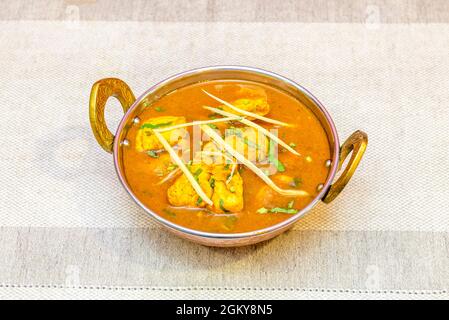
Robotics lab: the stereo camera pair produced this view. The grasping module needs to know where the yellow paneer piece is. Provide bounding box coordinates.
[135,116,186,152]
[166,142,244,212]
[166,163,244,212]
[224,127,269,162]
[222,97,270,118]
[167,164,213,208]
[211,170,244,213]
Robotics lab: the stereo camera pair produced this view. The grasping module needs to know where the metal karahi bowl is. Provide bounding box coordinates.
[89,66,367,247]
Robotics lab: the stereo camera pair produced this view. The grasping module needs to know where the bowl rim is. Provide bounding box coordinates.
[113,65,340,239]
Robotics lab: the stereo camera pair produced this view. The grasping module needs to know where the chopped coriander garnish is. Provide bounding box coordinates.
[289,142,297,148]
[141,121,173,129]
[208,113,218,119]
[147,150,159,158]
[269,207,297,214]
[154,106,165,112]
[207,123,219,129]
[268,139,286,172]
[257,203,298,215]
[196,197,203,206]
[162,209,176,217]
[192,168,203,181]
[272,158,285,172]
[219,199,229,213]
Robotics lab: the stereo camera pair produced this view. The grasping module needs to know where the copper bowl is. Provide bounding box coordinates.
[89,66,367,247]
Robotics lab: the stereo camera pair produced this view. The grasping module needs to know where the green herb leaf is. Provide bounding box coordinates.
[207,123,219,129]
[257,204,297,215]
[192,168,203,181]
[268,139,286,172]
[287,200,294,209]
[271,156,285,172]
[219,199,229,213]
[162,209,176,217]
[154,106,165,112]
[147,150,159,158]
[209,178,215,188]
[140,121,173,129]
[289,142,297,148]
[269,207,297,214]
[196,197,203,206]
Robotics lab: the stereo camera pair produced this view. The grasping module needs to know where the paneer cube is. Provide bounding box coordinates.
[211,170,244,213]
[223,97,270,117]
[167,164,213,208]
[135,116,186,152]
[167,163,244,213]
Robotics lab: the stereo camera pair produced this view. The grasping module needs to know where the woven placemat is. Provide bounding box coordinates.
[0,21,448,298]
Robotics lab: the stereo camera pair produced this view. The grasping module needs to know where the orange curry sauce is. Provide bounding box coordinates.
[123,80,331,233]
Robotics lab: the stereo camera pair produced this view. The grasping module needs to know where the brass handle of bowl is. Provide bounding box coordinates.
[89,78,136,153]
[322,130,368,203]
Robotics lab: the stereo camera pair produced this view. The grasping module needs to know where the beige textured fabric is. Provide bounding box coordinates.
[0,21,448,299]
[1,228,448,290]
[0,22,448,231]
[2,0,449,23]
[1,285,447,300]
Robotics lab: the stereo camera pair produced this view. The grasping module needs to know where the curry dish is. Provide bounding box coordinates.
[123,80,331,233]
